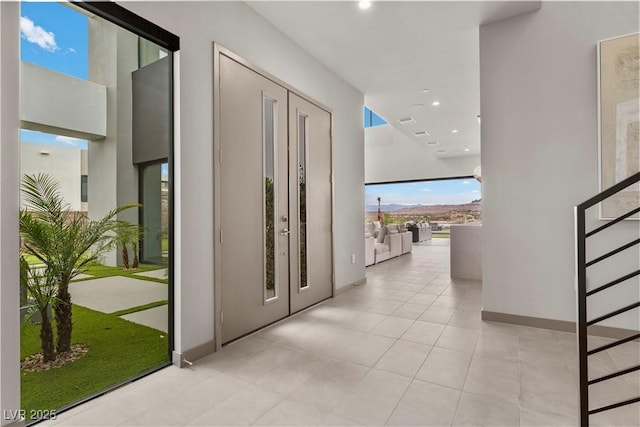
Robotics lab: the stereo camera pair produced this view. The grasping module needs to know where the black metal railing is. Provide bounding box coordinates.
[575,171,640,426]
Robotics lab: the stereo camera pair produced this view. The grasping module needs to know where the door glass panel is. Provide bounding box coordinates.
[298,114,309,290]
[264,97,277,301]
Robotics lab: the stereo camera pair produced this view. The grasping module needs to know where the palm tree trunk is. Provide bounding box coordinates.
[121,246,130,269]
[55,286,73,354]
[132,253,139,269]
[40,310,56,362]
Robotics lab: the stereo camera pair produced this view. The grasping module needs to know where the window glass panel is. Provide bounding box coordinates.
[81,175,88,202]
[371,111,388,126]
[264,98,277,301]
[141,162,168,265]
[364,106,387,128]
[364,106,372,127]
[18,3,172,420]
[298,114,309,290]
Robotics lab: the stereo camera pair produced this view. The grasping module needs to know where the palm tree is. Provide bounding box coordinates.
[130,229,142,269]
[20,256,58,362]
[20,173,137,354]
[115,222,144,269]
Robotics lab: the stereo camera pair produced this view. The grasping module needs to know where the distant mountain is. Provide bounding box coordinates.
[365,201,481,213]
[365,204,423,212]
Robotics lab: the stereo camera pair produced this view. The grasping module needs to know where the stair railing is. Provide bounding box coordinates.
[575,171,640,426]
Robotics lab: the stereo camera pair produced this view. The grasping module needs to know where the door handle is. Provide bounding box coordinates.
[280,228,291,236]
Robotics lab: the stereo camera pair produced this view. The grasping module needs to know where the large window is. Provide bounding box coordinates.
[364,106,387,128]
[365,177,482,237]
[18,2,176,423]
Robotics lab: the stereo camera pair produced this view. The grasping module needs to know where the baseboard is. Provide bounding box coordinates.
[482,310,639,339]
[335,277,367,295]
[2,418,25,427]
[172,339,216,368]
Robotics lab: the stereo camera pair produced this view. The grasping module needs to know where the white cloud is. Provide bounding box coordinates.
[68,47,77,53]
[471,190,480,193]
[55,135,84,146]
[421,188,433,192]
[20,16,58,52]
[462,180,472,185]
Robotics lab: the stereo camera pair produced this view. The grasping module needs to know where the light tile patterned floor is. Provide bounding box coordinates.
[48,240,639,426]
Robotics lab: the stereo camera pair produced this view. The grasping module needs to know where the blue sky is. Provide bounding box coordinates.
[20,2,88,149]
[20,2,87,79]
[365,178,481,206]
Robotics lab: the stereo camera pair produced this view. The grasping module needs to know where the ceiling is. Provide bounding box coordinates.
[247,1,541,158]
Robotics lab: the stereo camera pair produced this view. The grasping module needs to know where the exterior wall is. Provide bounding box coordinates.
[20,61,106,140]
[0,3,21,424]
[20,142,83,212]
[88,21,139,266]
[122,1,365,355]
[365,124,481,183]
[480,1,640,330]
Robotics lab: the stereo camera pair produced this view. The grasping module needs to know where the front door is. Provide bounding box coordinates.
[288,93,333,313]
[218,52,333,344]
[219,54,289,343]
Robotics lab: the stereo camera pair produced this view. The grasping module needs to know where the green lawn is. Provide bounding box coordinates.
[432,231,451,238]
[76,263,168,284]
[21,305,169,420]
[22,254,44,266]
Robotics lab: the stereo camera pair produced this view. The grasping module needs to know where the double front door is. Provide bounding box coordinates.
[218,53,333,344]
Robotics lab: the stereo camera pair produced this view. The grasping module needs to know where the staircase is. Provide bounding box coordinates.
[575,171,640,426]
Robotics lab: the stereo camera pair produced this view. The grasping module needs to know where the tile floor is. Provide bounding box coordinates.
[47,240,639,426]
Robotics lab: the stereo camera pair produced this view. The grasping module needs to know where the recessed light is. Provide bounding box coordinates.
[39,150,50,155]
[398,117,415,124]
[452,129,459,133]
[476,115,481,124]
[425,141,439,146]
[432,101,440,106]
[358,0,371,9]
[464,147,471,152]
[422,88,429,93]
[414,131,430,137]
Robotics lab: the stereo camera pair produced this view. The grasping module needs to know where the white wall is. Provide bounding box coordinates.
[122,1,365,353]
[0,3,21,424]
[20,61,107,140]
[480,2,639,330]
[365,124,480,183]
[20,143,83,211]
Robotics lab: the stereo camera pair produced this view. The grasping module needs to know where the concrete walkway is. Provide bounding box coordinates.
[69,276,168,332]
[121,305,168,333]
[133,268,168,280]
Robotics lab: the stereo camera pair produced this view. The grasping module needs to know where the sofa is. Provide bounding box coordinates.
[365,222,412,265]
[407,222,432,242]
[401,226,413,254]
[365,223,375,266]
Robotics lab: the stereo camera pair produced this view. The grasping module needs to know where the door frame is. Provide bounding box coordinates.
[213,43,335,350]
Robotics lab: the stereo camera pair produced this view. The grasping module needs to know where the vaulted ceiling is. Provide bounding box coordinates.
[248,1,541,158]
